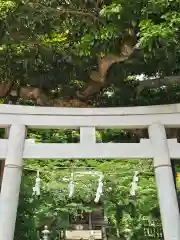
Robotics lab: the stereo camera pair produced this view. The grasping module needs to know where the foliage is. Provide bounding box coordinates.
[0,0,180,104]
[13,128,160,239]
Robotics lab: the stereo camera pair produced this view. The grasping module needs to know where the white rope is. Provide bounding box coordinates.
[30,169,140,199]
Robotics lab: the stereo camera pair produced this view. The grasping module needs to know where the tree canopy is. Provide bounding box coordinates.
[0,0,180,106]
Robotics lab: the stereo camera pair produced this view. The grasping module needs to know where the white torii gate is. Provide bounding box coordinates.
[0,103,180,240]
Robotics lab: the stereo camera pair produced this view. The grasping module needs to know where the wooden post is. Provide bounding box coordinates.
[148,122,180,240]
[0,124,26,240]
[89,212,92,230]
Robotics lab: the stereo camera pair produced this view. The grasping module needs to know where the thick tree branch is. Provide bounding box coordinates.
[56,7,99,19]
[36,5,105,24]
[77,30,136,99]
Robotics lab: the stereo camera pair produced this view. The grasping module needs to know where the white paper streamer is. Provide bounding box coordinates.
[33,170,41,196]
[94,175,103,203]
[68,173,75,198]
[130,171,139,196]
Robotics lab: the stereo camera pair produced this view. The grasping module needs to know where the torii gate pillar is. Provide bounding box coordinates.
[148,122,180,240]
[0,124,26,240]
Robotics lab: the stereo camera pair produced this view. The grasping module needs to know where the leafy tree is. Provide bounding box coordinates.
[0,0,180,105]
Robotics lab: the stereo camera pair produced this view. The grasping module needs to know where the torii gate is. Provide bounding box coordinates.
[0,103,180,240]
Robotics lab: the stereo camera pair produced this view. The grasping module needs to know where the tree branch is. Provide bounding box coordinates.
[136,75,180,95]
[49,6,105,24]
[57,7,98,18]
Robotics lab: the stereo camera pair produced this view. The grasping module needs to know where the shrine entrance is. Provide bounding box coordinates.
[0,103,180,240]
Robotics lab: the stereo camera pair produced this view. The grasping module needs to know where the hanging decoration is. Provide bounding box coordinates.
[94,174,103,203]
[66,170,104,202]
[68,173,75,198]
[130,171,139,196]
[33,170,41,197]
[27,167,143,200]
